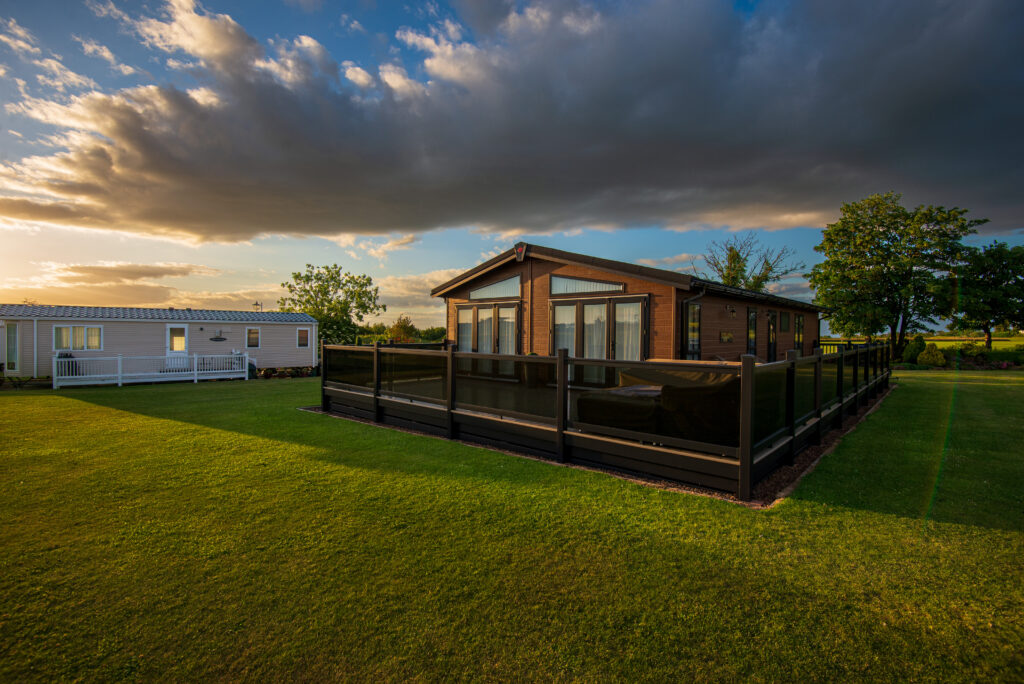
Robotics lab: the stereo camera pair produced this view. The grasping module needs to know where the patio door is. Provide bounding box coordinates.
[4,323,17,374]
[767,311,777,361]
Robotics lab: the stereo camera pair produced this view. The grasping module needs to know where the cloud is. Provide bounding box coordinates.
[33,58,99,92]
[0,17,41,55]
[342,61,373,88]
[74,35,137,75]
[635,253,700,267]
[1,0,1021,246]
[340,14,366,34]
[0,260,245,308]
[373,267,463,326]
[286,0,323,13]
[360,234,418,262]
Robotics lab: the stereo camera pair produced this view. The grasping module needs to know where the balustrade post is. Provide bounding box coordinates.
[813,347,823,445]
[555,348,568,463]
[193,354,198,383]
[446,344,456,438]
[738,354,756,500]
[784,350,798,464]
[372,341,381,422]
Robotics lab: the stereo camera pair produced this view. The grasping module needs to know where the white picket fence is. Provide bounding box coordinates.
[52,353,249,389]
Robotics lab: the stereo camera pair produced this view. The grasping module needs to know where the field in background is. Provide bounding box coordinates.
[0,375,1021,680]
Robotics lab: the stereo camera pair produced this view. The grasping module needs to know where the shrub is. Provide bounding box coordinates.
[902,334,926,363]
[917,343,946,367]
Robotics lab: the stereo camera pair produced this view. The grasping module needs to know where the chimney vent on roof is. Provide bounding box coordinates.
[168,306,174,310]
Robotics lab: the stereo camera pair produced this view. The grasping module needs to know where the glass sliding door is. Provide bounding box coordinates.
[553,305,576,357]
[614,302,642,361]
[476,307,494,373]
[497,306,516,375]
[747,308,757,356]
[457,308,473,351]
[767,311,777,361]
[582,303,606,383]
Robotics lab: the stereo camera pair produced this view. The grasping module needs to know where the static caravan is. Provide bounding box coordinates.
[431,242,823,363]
[0,304,317,386]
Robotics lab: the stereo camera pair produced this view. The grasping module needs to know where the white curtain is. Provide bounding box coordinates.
[457,309,473,351]
[553,305,576,356]
[497,307,516,354]
[477,308,493,353]
[615,302,641,361]
[583,304,605,358]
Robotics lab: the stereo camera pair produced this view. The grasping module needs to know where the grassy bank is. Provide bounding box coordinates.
[1,374,1021,680]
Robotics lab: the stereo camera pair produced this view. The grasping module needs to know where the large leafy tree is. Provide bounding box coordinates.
[808,192,985,358]
[278,264,385,344]
[695,232,804,292]
[949,241,1024,348]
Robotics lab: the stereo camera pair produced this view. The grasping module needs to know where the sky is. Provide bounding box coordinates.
[0,0,1021,328]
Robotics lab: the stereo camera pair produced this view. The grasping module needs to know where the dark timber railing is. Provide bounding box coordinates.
[321,342,890,499]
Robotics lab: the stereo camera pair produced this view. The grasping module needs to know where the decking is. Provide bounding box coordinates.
[52,353,249,388]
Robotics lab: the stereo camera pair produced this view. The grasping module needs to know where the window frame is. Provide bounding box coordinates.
[684,301,701,360]
[296,327,310,348]
[468,275,522,302]
[245,326,261,350]
[454,301,520,354]
[549,274,625,298]
[53,324,104,352]
[166,324,189,355]
[795,314,804,349]
[548,294,649,360]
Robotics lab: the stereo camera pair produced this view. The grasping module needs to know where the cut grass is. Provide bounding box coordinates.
[0,374,1021,681]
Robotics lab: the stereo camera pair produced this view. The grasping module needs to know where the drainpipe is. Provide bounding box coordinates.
[679,285,706,359]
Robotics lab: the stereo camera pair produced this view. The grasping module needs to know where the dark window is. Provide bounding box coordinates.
[297,329,309,348]
[767,311,777,360]
[747,308,757,356]
[780,312,790,332]
[795,314,804,348]
[246,328,260,348]
[456,304,519,354]
[550,297,647,360]
[685,302,701,360]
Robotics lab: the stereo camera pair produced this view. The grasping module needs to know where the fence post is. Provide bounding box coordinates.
[555,348,568,463]
[117,354,123,387]
[372,341,381,423]
[784,350,798,464]
[850,349,859,414]
[738,354,755,500]
[193,353,198,383]
[446,344,456,438]
[812,348,823,445]
[836,351,845,428]
[320,344,329,412]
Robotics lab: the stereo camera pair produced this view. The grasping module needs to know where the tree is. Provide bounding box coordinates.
[278,264,385,344]
[419,326,447,342]
[694,232,804,292]
[387,314,418,343]
[808,192,986,359]
[948,241,1024,349]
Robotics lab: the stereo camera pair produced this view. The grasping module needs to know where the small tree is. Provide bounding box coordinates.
[808,192,985,359]
[387,314,418,343]
[948,241,1024,349]
[694,232,804,292]
[278,264,385,344]
[419,326,447,342]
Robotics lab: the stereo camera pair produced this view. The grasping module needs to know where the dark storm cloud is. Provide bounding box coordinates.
[1,0,1020,243]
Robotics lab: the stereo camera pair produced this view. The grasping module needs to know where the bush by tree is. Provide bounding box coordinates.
[278,264,385,344]
[387,314,418,343]
[917,343,946,367]
[948,241,1024,349]
[808,192,986,359]
[902,334,926,363]
[419,326,447,342]
[693,232,804,293]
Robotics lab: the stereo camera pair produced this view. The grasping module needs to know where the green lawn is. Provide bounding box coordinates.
[1,374,1021,681]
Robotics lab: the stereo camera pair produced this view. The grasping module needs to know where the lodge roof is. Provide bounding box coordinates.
[0,304,317,323]
[430,242,824,312]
